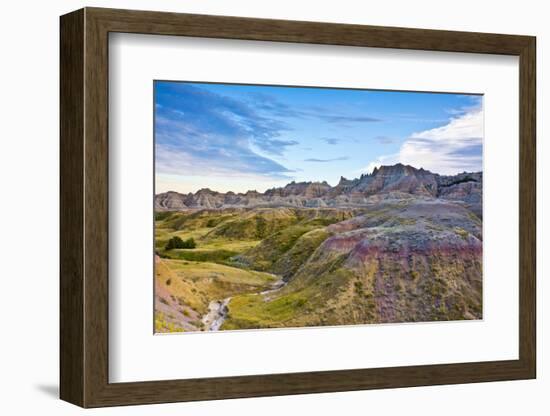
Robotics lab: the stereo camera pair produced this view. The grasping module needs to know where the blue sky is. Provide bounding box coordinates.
[155,81,483,194]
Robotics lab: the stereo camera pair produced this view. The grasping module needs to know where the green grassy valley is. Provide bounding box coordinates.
[154,195,483,333]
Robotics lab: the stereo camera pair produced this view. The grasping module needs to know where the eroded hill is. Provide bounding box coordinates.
[155,163,482,216]
[155,178,482,332]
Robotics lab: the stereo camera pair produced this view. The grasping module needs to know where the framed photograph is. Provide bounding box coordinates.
[60,7,536,407]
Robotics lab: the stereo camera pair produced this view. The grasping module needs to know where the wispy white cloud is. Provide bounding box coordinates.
[155,83,297,179]
[304,156,349,163]
[363,106,483,175]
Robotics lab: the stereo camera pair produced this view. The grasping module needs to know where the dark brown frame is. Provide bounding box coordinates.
[60,7,536,408]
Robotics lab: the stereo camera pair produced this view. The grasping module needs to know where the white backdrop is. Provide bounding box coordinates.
[0,0,546,415]
[109,34,519,382]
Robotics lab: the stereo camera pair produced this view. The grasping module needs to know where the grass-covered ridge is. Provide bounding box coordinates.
[154,202,482,333]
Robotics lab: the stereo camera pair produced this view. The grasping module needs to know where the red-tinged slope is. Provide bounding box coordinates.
[224,197,483,329]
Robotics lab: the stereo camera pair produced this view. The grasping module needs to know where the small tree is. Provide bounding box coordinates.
[165,236,184,250]
[165,236,196,250]
[183,237,196,249]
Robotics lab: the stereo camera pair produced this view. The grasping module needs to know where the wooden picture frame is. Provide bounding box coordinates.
[60,7,536,408]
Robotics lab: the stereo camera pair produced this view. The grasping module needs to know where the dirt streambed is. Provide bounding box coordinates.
[201,275,287,331]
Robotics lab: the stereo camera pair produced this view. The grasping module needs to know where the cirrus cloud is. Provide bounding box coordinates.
[363,106,483,175]
[304,156,349,163]
[155,82,297,180]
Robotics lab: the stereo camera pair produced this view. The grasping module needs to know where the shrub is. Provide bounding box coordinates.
[184,237,197,248]
[165,236,183,250]
[165,236,196,250]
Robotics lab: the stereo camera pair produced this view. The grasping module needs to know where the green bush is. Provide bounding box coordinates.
[183,237,196,248]
[165,236,197,250]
